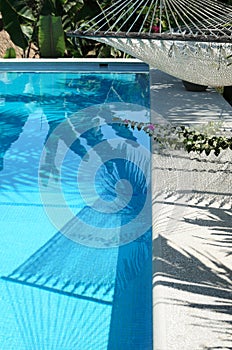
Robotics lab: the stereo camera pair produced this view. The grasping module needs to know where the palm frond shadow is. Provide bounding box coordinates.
[166,298,232,349]
[184,207,232,256]
[184,305,232,349]
[153,235,232,344]
[153,235,232,294]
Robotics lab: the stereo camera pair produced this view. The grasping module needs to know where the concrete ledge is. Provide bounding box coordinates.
[151,70,232,350]
[150,69,231,125]
[0,58,148,73]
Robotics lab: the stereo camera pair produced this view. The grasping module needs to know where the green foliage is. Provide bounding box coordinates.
[3,47,16,58]
[0,0,30,50]
[39,15,66,57]
[220,0,232,4]
[0,0,128,58]
[75,0,100,22]
[0,0,79,56]
[116,119,232,157]
[179,126,232,156]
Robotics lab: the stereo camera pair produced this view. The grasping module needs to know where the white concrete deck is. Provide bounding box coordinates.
[151,70,232,350]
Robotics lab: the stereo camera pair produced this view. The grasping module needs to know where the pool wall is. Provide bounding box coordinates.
[0,58,149,72]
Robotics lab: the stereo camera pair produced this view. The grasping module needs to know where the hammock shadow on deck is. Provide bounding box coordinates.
[150,70,231,126]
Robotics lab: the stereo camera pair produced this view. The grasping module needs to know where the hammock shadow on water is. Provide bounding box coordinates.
[1,143,153,350]
[2,230,153,349]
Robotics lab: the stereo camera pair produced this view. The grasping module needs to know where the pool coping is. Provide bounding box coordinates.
[0,58,149,73]
[150,69,232,350]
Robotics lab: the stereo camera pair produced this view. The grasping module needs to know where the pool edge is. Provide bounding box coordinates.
[0,58,149,73]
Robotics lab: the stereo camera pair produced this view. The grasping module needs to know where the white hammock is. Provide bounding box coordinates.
[69,0,232,86]
[93,38,232,86]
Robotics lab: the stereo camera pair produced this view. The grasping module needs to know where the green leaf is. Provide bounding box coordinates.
[185,144,193,153]
[214,148,221,156]
[21,25,34,39]
[3,47,16,58]
[14,1,35,21]
[64,0,83,13]
[0,0,28,50]
[1,0,35,21]
[40,0,56,15]
[39,15,66,57]
[76,0,101,22]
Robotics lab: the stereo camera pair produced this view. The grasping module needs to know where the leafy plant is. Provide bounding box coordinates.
[0,0,125,58]
[0,0,83,57]
[0,0,33,53]
[115,118,232,157]
[178,126,231,156]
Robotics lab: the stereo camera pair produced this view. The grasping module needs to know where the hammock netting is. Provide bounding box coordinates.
[69,0,232,86]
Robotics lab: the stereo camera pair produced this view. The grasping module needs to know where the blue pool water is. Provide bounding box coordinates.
[0,69,152,349]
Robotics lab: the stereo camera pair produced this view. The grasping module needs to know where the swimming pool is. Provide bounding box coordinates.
[0,60,152,349]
